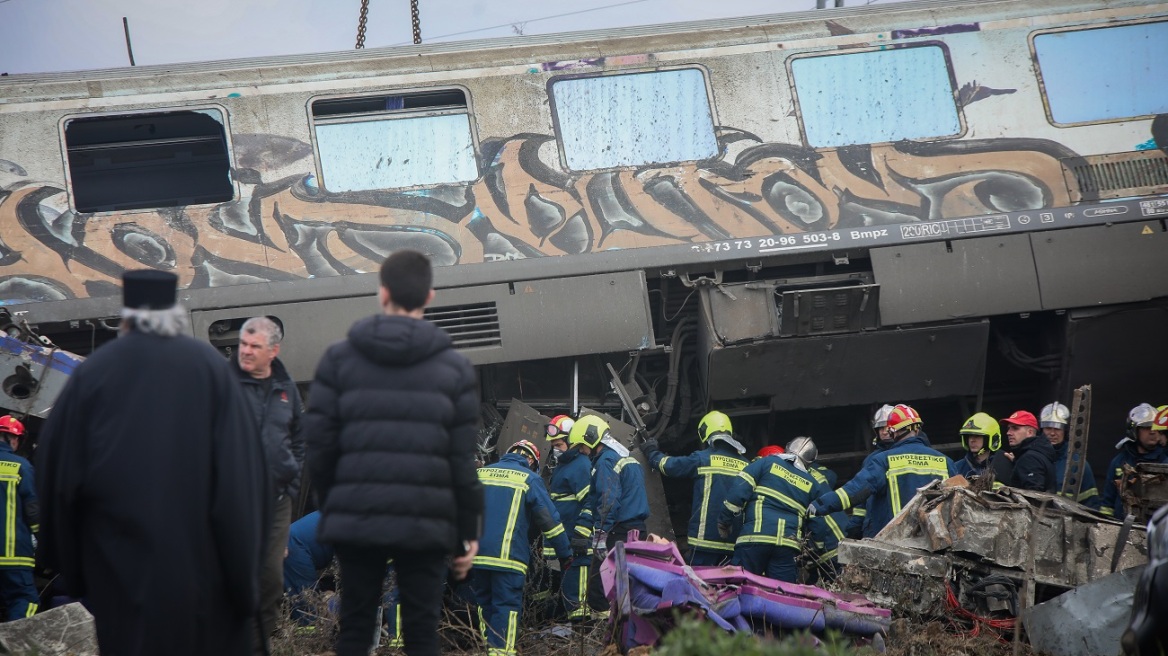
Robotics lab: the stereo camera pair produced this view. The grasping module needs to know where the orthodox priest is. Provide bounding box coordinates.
[36,270,268,656]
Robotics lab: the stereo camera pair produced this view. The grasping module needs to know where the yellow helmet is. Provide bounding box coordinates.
[698,411,733,443]
[568,415,610,450]
[960,412,1001,454]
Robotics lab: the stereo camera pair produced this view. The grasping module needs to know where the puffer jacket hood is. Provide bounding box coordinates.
[349,314,452,367]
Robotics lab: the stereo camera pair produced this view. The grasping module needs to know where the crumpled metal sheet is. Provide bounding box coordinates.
[873,483,1147,587]
[1022,566,1142,656]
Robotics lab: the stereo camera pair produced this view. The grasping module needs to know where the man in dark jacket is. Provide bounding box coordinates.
[234,316,304,653]
[999,410,1056,492]
[1101,403,1168,517]
[304,250,484,656]
[37,270,267,656]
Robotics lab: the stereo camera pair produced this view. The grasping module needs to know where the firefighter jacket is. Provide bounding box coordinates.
[807,466,846,564]
[647,442,747,553]
[542,448,592,557]
[1006,436,1056,492]
[719,455,831,549]
[811,433,955,538]
[1100,442,1168,517]
[954,452,992,478]
[475,454,571,575]
[582,446,650,534]
[1052,441,1100,509]
[0,442,38,568]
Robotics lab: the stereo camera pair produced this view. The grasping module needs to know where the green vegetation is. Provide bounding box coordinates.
[654,616,872,656]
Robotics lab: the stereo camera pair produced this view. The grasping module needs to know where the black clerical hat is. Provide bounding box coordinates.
[122,270,178,310]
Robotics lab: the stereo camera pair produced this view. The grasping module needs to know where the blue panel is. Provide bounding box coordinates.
[552,69,719,171]
[315,113,478,192]
[792,46,960,148]
[1035,22,1168,124]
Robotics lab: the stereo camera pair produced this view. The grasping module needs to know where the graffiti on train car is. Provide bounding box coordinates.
[0,131,1080,304]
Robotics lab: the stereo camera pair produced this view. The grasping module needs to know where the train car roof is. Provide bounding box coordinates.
[0,0,1153,92]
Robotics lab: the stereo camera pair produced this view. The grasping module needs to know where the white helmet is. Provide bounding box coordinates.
[873,404,895,429]
[785,436,818,469]
[1039,402,1070,429]
[1129,403,1158,430]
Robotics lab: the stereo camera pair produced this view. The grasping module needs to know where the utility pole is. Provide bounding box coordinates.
[122,17,136,66]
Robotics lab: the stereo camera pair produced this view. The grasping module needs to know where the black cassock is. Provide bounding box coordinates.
[37,331,267,656]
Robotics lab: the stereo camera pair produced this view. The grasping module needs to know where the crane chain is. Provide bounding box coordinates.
[411,0,422,44]
[355,0,370,49]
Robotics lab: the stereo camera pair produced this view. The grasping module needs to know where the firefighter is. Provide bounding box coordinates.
[0,415,38,620]
[756,445,785,459]
[717,437,831,582]
[542,415,598,619]
[1040,402,1101,508]
[847,404,897,538]
[1100,404,1168,518]
[641,410,748,566]
[472,440,571,656]
[566,416,649,558]
[809,404,955,538]
[954,412,1000,478]
[804,454,848,583]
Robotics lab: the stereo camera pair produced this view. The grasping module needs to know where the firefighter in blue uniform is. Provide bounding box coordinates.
[567,416,650,558]
[718,437,831,583]
[954,412,1000,478]
[473,440,571,656]
[1101,404,1168,518]
[805,460,847,582]
[0,415,38,620]
[1040,402,1101,509]
[846,404,896,538]
[542,415,598,619]
[641,410,748,566]
[810,404,955,538]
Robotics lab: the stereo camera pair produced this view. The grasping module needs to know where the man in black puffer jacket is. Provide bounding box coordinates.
[999,410,1057,492]
[304,250,483,656]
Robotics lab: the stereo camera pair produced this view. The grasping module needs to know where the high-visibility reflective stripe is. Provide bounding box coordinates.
[1079,487,1099,503]
[735,534,801,548]
[471,555,527,574]
[506,610,518,655]
[723,500,743,514]
[753,486,806,515]
[500,488,524,560]
[696,479,713,543]
[543,524,565,540]
[477,607,488,642]
[0,557,33,567]
[614,457,638,474]
[737,471,757,487]
[574,524,592,537]
[1100,506,1115,517]
[817,548,838,564]
[825,514,845,541]
[886,466,947,514]
[688,537,734,552]
[23,602,36,618]
[657,456,671,473]
[852,507,866,517]
[752,497,764,534]
[835,488,852,511]
[0,470,19,559]
[809,469,828,485]
[478,467,532,489]
[551,484,590,502]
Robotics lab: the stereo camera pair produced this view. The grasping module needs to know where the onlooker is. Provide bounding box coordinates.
[0,415,38,620]
[304,250,483,656]
[233,316,304,654]
[37,270,267,656]
[284,511,335,625]
[999,410,1056,492]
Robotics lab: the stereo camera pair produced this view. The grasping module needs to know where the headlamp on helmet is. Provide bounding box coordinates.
[568,415,610,450]
[959,412,1001,454]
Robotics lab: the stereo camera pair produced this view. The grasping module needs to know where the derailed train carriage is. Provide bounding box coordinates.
[1,0,1166,489]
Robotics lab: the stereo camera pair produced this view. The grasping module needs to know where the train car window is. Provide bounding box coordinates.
[310,89,478,191]
[791,45,960,148]
[63,109,233,213]
[549,68,718,171]
[1034,21,1168,125]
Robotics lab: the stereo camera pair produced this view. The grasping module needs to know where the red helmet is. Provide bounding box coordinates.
[545,415,575,439]
[0,415,24,437]
[509,439,541,464]
[887,404,923,433]
[757,445,785,458]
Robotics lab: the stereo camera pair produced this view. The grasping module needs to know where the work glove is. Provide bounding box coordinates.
[806,502,820,518]
[570,535,591,557]
[639,438,660,455]
[558,557,573,572]
[717,521,731,540]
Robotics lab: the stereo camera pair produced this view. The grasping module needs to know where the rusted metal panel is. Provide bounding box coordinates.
[496,398,552,469]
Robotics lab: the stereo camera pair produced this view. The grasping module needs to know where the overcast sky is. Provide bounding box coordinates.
[0,0,888,76]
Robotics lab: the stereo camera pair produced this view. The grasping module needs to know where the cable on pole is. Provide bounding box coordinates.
[411,0,422,44]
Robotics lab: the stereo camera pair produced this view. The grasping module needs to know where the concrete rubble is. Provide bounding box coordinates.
[0,602,99,656]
